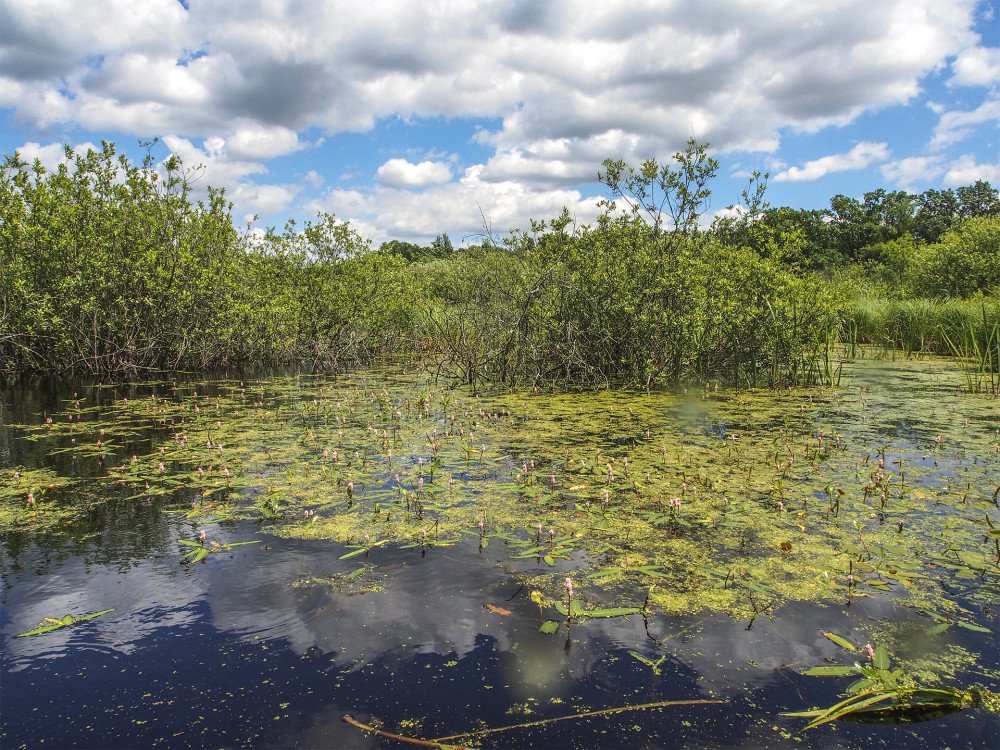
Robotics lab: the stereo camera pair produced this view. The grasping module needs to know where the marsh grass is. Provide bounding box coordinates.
[842,298,1000,361]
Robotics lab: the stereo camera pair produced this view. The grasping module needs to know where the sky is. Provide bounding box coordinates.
[1,0,998,247]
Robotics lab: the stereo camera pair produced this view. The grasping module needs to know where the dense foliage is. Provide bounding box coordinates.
[0,144,409,378]
[1,140,997,386]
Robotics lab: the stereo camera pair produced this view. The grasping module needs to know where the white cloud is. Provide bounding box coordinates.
[311,165,603,246]
[375,158,453,188]
[231,182,303,223]
[0,0,991,238]
[224,126,303,160]
[304,170,325,189]
[950,43,1000,86]
[880,155,945,188]
[0,1,980,150]
[943,153,1000,184]
[14,140,100,169]
[930,93,1000,149]
[773,142,890,182]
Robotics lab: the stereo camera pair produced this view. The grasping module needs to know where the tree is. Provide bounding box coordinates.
[913,188,959,244]
[598,138,719,244]
[380,239,427,262]
[914,181,999,243]
[956,180,1000,218]
[430,233,454,256]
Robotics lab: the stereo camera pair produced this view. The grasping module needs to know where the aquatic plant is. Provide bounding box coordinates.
[16,609,115,638]
[178,535,258,564]
[785,633,978,729]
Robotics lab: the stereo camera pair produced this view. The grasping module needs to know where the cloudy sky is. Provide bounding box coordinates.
[1,0,998,245]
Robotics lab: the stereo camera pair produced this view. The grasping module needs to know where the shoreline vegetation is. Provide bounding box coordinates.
[1,140,997,390]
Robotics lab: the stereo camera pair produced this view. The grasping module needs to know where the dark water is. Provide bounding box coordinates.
[2,362,999,749]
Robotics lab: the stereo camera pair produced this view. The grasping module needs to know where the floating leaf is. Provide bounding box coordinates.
[538,620,561,634]
[956,621,991,633]
[822,632,858,651]
[801,666,859,677]
[586,606,641,618]
[16,608,115,637]
[873,645,890,670]
[554,600,584,617]
[629,651,656,667]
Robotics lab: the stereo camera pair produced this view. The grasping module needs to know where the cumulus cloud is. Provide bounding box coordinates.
[930,93,1000,150]
[773,142,890,182]
[950,42,1000,86]
[14,140,100,169]
[311,165,603,246]
[0,1,980,148]
[880,155,945,189]
[375,158,453,188]
[223,125,304,160]
[0,0,992,238]
[943,153,1000,184]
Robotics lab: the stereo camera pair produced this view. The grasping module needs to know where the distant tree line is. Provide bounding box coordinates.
[379,234,458,262]
[760,181,999,278]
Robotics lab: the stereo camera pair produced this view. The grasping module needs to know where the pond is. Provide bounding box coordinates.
[1,357,999,748]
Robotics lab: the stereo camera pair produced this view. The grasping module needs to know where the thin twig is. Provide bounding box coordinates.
[341,715,468,749]
[431,699,725,742]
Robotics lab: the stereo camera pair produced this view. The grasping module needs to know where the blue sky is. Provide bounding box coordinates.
[1,0,998,246]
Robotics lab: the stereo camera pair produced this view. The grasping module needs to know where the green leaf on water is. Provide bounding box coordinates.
[338,547,368,559]
[16,608,115,637]
[801,665,860,677]
[554,600,584,617]
[538,620,561,634]
[629,651,656,667]
[586,606,641,618]
[822,631,858,651]
[956,621,991,633]
[926,623,950,635]
[587,568,621,579]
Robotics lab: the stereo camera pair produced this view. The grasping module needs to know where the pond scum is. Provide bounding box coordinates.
[2,358,1000,734]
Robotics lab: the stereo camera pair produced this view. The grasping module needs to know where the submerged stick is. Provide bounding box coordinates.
[431,699,725,742]
[342,715,468,749]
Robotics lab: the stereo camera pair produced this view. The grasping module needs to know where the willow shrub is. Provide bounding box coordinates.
[0,144,276,378]
[417,215,842,389]
[0,145,413,379]
[256,214,413,370]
